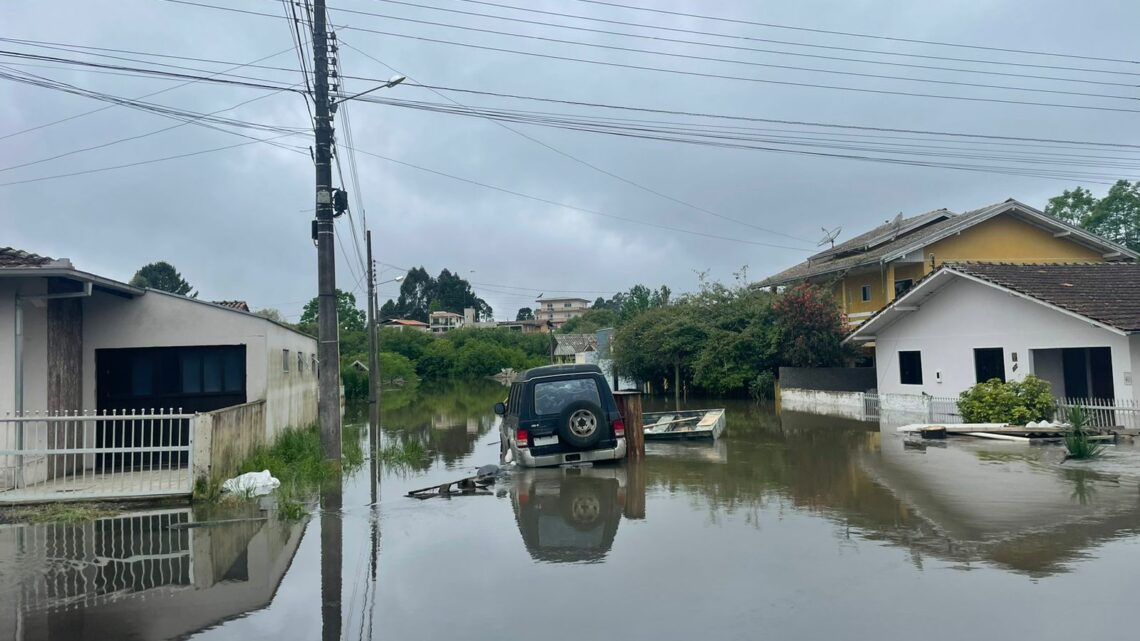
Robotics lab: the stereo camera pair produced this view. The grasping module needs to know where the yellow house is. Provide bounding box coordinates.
[759,199,1137,327]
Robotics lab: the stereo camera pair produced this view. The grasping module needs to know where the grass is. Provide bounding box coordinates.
[5,503,119,524]
[377,438,431,471]
[193,422,368,520]
[1063,405,1105,461]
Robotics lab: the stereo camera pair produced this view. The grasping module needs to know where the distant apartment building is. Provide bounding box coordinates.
[428,311,464,333]
[535,297,589,329]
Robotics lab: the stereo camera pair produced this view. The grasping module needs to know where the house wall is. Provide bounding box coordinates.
[872,277,1132,399]
[1131,335,1140,403]
[83,290,317,437]
[191,401,267,485]
[262,321,318,437]
[0,279,49,413]
[924,214,1104,267]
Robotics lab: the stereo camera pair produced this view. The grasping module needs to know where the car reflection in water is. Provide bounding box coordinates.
[509,466,631,563]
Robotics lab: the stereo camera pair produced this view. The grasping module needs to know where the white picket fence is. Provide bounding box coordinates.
[0,410,196,503]
[861,393,1139,429]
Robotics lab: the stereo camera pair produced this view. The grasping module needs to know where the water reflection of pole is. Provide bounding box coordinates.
[320,483,343,641]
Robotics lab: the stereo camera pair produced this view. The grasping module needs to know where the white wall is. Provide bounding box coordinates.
[1131,335,1140,403]
[873,277,1133,400]
[83,289,317,436]
[0,279,49,413]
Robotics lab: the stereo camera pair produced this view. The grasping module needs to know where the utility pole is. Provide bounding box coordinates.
[366,231,380,444]
[312,0,341,461]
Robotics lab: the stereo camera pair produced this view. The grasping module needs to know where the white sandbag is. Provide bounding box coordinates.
[222,470,280,496]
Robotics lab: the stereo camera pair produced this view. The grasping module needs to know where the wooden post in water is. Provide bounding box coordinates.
[613,390,644,460]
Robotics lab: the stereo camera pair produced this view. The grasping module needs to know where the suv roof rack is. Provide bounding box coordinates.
[519,364,603,381]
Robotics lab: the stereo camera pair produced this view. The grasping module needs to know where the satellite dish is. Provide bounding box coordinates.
[818,226,842,248]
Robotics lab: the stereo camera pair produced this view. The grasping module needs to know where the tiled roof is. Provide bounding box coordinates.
[212,300,250,312]
[554,333,598,355]
[950,262,1140,332]
[0,247,54,267]
[758,199,1135,286]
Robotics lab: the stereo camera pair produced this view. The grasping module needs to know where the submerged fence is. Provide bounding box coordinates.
[0,410,196,503]
[861,393,1139,428]
[9,509,194,613]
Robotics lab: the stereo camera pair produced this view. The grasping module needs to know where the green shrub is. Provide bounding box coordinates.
[1063,405,1105,460]
[749,370,776,400]
[958,375,1056,424]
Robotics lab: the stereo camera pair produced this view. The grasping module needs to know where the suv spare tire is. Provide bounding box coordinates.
[558,400,604,450]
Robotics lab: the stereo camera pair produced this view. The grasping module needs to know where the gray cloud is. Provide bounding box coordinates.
[3,0,1138,321]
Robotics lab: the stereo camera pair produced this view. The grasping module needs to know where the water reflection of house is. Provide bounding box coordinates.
[0,508,306,640]
[858,437,1140,576]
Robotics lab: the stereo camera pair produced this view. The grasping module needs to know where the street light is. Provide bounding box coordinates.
[377,275,404,286]
[330,75,406,111]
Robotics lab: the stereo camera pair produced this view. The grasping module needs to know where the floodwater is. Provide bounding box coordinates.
[3,381,1140,640]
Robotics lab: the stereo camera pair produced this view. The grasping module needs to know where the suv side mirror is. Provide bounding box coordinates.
[493,402,506,416]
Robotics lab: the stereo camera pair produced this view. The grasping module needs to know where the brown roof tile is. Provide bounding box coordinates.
[0,247,54,267]
[950,262,1140,332]
[212,300,250,312]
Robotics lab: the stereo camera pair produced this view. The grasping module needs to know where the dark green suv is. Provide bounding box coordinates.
[494,364,626,468]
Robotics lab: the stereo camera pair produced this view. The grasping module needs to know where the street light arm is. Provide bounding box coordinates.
[332,75,406,107]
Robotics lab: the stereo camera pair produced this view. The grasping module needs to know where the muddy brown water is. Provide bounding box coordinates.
[2,381,1138,640]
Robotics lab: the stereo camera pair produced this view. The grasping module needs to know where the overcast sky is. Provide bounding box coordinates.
[3,0,1138,321]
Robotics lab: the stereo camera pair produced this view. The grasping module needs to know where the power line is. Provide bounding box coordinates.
[573,0,1140,65]
[352,94,1140,177]
[406,84,1140,151]
[343,145,840,251]
[0,44,299,141]
[447,0,1140,78]
[316,1,1140,102]
[0,78,302,173]
[156,1,1140,114]
[338,39,813,245]
[358,0,1140,88]
[0,132,301,187]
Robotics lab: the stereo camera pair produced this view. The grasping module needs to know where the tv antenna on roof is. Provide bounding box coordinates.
[889,212,904,239]
[818,226,842,248]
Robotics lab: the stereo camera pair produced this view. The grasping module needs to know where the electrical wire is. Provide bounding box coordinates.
[156,1,1140,114]
[573,0,1140,65]
[338,39,814,244]
[314,2,1140,102]
[356,0,1140,88]
[0,44,300,141]
[446,0,1140,77]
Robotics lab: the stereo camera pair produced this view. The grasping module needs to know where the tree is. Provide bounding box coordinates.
[1046,180,1140,252]
[613,303,705,406]
[254,308,284,322]
[558,308,617,334]
[299,289,366,334]
[380,267,492,322]
[130,261,196,297]
[773,284,848,368]
[515,307,534,321]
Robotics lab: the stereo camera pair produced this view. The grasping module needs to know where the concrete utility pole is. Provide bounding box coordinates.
[366,231,380,441]
[312,0,342,461]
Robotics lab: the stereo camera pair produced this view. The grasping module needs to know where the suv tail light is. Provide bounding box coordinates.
[612,418,625,438]
[515,428,529,447]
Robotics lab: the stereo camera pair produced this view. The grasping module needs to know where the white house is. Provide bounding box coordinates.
[845,262,1140,404]
[0,247,318,439]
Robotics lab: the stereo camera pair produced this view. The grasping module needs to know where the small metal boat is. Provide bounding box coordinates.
[642,409,726,441]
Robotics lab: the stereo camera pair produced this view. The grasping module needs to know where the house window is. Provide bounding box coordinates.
[298,352,304,373]
[899,351,923,385]
[564,302,572,308]
[974,348,1005,383]
[283,349,290,373]
[861,285,872,302]
[311,354,318,373]
[894,279,914,298]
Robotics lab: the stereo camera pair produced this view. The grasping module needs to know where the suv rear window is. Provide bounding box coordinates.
[533,378,601,416]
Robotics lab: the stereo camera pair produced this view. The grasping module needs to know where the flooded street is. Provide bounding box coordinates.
[4,381,1140,640]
